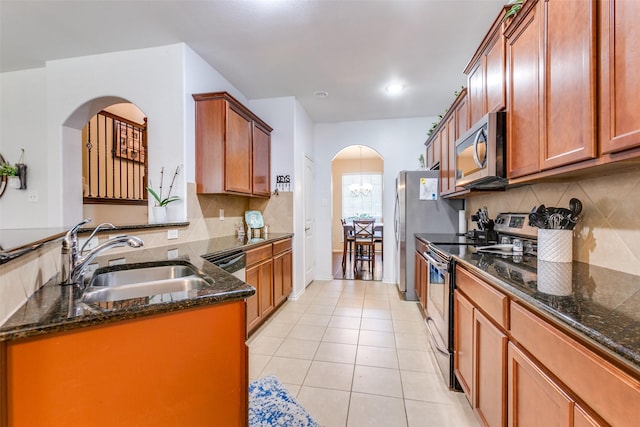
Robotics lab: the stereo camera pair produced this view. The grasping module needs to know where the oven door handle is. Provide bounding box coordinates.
[423,251,449,271]
[425,316,450,356]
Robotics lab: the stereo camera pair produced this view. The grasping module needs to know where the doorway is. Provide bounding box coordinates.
[331,145,384,281]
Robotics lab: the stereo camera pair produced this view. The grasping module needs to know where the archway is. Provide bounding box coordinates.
[61,96,149,226]
[331,145,384,280]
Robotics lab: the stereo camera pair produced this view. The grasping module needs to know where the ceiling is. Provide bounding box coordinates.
[0,0,506,123]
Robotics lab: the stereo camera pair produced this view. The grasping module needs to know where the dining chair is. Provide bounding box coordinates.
[373,223,383,261]
[341,218,355,275]
[352,219,375,272]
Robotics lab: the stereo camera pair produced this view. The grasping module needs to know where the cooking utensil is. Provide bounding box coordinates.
[569,198,582,219]
[529,212,547,229]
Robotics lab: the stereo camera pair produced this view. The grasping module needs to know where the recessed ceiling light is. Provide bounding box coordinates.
[314,91,329,98]
[385,83,405,94]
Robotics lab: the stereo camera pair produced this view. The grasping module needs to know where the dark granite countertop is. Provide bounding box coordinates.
[416,233,640,375]
[0,233,293,343]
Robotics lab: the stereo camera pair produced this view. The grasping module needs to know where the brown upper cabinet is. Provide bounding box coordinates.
[599,0,640,155]
[505,0,597,179]
[193,92,272,197]
[464,6,508,127]
[424,89,470,197]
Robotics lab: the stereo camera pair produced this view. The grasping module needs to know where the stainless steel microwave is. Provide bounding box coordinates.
[455,111,507,189]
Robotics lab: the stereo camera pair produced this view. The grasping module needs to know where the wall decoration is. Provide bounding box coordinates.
[115,122,145,163]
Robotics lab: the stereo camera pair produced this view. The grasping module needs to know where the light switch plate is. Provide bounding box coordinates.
[219,209,224,220]
[167,229,178,240]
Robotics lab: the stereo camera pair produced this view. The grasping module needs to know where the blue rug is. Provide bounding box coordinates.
[249,376,321,427]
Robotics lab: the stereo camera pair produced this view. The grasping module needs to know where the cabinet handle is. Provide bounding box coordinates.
[425,316,450,356]
[472,127,487,168]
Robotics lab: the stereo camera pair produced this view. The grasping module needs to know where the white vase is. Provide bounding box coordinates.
[8,176,20,189]
[537,229,573,262]
[151,206,167,224]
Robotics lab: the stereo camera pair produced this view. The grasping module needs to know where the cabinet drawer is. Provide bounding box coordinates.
[455,266,508,330]
[245,244,273,267]
[415,239,428,255]
[510,301,640,427]
[273,238,292,256]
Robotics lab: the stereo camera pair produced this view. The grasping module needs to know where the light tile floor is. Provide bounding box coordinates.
[248,279,480,427]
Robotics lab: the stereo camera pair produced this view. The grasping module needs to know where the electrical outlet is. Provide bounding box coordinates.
[167,248,179,259]
[79,237,98,251]
[219,209,224,220]
[167,229,179,240]
[27,191,38,202]
[108,258,126,266]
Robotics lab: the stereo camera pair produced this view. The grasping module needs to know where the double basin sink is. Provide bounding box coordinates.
[81,260,212,304]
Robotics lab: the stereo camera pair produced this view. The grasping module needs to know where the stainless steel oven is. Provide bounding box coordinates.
[423,243,460,390]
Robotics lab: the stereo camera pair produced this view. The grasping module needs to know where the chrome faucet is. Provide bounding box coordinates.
[60,219,144,285]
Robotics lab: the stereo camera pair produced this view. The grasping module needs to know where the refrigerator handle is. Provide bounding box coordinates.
[394,191,400,244]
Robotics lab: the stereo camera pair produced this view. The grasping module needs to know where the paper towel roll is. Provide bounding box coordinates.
[459,210,467,234]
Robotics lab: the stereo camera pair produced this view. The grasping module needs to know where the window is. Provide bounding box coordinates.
[342,173,382,219]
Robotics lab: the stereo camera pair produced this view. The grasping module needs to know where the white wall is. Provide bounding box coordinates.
[314,117,434,283]
[0,68,48,228]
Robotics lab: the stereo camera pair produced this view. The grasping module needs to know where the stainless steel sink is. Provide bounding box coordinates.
[82,262,211,303]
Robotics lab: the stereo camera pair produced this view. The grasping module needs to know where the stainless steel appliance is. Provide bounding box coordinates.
[203,250,246,281]
[394,170,462,301]
[455,111,507,189]
[422,212,537,390]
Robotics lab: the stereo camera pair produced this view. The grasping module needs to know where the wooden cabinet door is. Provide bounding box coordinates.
[245,265,261,332]
[439,117,454,195]
[252,123,271,197]
[273,250,292,306]
[454,290,474,398]
[447,115,458,192]
[426,141,435,170]
[506,1,542,179]
[281,250,292,297]
[540,0,596,170]
[485,31,506,114]
[258,259,274,318]
[600,0,640,154]
[508,342,573,427]
[468,59,486,126]
[225,103,252,194]
[474,309,507,427]
[455,92,470,140]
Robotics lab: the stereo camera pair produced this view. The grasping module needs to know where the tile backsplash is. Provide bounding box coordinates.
[466,167,640,276]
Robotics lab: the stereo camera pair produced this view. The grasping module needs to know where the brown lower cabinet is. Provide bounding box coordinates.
[1,302,248,427]
[245,238,293,335]
[455,265,639,427]
[454,269,508,427]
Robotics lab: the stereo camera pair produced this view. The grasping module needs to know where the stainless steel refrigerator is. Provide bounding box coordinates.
[394,170,462,300]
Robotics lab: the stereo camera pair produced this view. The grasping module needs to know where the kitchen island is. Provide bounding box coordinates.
[0,232,292,427]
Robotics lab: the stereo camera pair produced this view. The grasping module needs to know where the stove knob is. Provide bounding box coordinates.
[496,217,505,224]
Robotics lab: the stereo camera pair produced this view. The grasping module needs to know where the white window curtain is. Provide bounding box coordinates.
[341,173,382,219]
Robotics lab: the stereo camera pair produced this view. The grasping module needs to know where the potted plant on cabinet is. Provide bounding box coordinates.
[147,165,181,223]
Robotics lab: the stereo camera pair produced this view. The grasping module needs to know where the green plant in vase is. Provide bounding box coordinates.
[147,166,181,206]
[0,163,18,176]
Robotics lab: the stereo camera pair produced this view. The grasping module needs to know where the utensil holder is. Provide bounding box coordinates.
[537,229,573,262]
[537,260,572,296]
